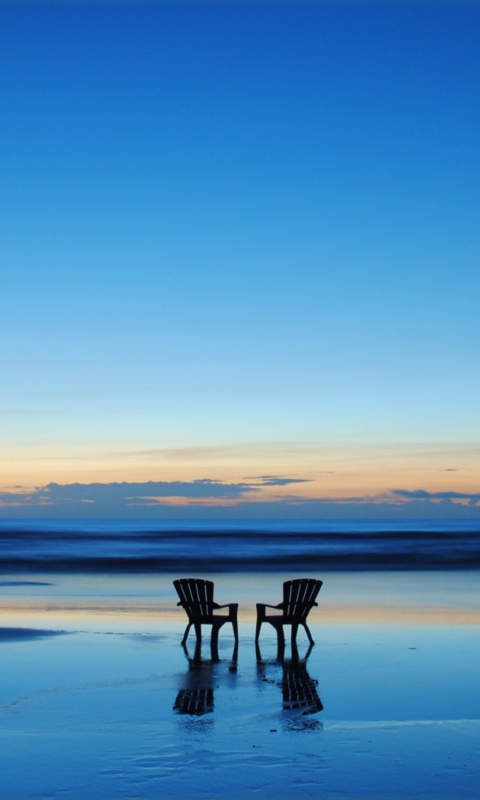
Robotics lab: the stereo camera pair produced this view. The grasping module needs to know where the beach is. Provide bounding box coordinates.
[1,568,479,799]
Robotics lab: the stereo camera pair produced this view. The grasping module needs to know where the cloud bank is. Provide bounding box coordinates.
[0,476,309,513]
[391,489,480,503]
[0,478,479,519]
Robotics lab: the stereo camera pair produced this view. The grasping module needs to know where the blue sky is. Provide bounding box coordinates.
[1,2,479,518]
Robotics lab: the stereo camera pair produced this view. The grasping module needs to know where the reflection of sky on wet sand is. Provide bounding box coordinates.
[1,569,479,630]
[0,570,479,798]
[0,621,479,798]
[1,624,478,722]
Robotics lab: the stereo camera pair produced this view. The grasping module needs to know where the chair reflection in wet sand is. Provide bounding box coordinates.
[173,639,238,718]
[255,578,322,654]
[174,578,239,661]
[174,685,214,716]
[281,647,323,715]
[256,641,324,718]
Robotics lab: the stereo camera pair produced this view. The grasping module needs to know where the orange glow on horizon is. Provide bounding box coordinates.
[1,441,479,508]
[1,599,479,628]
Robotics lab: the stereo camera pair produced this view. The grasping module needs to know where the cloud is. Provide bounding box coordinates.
[0,479,260,510]
[46,479,260,503]
[0,476,313,510]
[391,489,480,505]
[3,474,310,510]
[243,475,312,487]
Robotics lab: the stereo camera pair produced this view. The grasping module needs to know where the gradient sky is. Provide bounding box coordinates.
[2,2,479,518]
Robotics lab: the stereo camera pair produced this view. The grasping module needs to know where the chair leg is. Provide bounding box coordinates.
[231,604,239,643]
[290,639,300,663]
[211,625,220,662]
[276,624,285,650]
[276,636,285,662]
[181,622,192,645]
[194,622,202,642]
[303,623,315,645]
[291,622,299,646]
[255,603,265,642]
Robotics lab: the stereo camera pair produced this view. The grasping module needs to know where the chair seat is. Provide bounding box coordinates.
[187,612,233,625]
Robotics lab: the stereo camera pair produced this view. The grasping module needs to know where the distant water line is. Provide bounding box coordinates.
[0,519,479,573]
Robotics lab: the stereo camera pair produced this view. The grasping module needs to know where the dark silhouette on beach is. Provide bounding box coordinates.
[255,578,322,653]
[173,578,239,660]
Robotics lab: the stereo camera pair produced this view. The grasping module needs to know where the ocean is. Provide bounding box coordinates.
[1,518,479,573]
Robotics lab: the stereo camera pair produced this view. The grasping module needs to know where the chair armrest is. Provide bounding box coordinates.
[257,602,283,610]
[176,601,183,606]
[213,602,238,612]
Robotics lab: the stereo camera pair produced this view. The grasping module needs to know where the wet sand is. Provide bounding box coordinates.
[0,571,479,799]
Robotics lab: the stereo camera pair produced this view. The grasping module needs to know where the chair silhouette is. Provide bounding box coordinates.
[173,578,239,658]
[255,578,322,649]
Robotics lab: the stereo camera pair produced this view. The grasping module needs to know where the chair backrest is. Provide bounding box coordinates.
[283,578,322,621]
[174,578,215,621]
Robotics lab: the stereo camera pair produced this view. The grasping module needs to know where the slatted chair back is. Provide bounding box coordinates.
[282,578,322,622]
[174,578,215,621]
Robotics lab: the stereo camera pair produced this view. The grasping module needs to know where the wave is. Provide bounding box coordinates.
[0,519,479,572]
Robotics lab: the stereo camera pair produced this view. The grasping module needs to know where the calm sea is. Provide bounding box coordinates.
[0,519,479,573]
